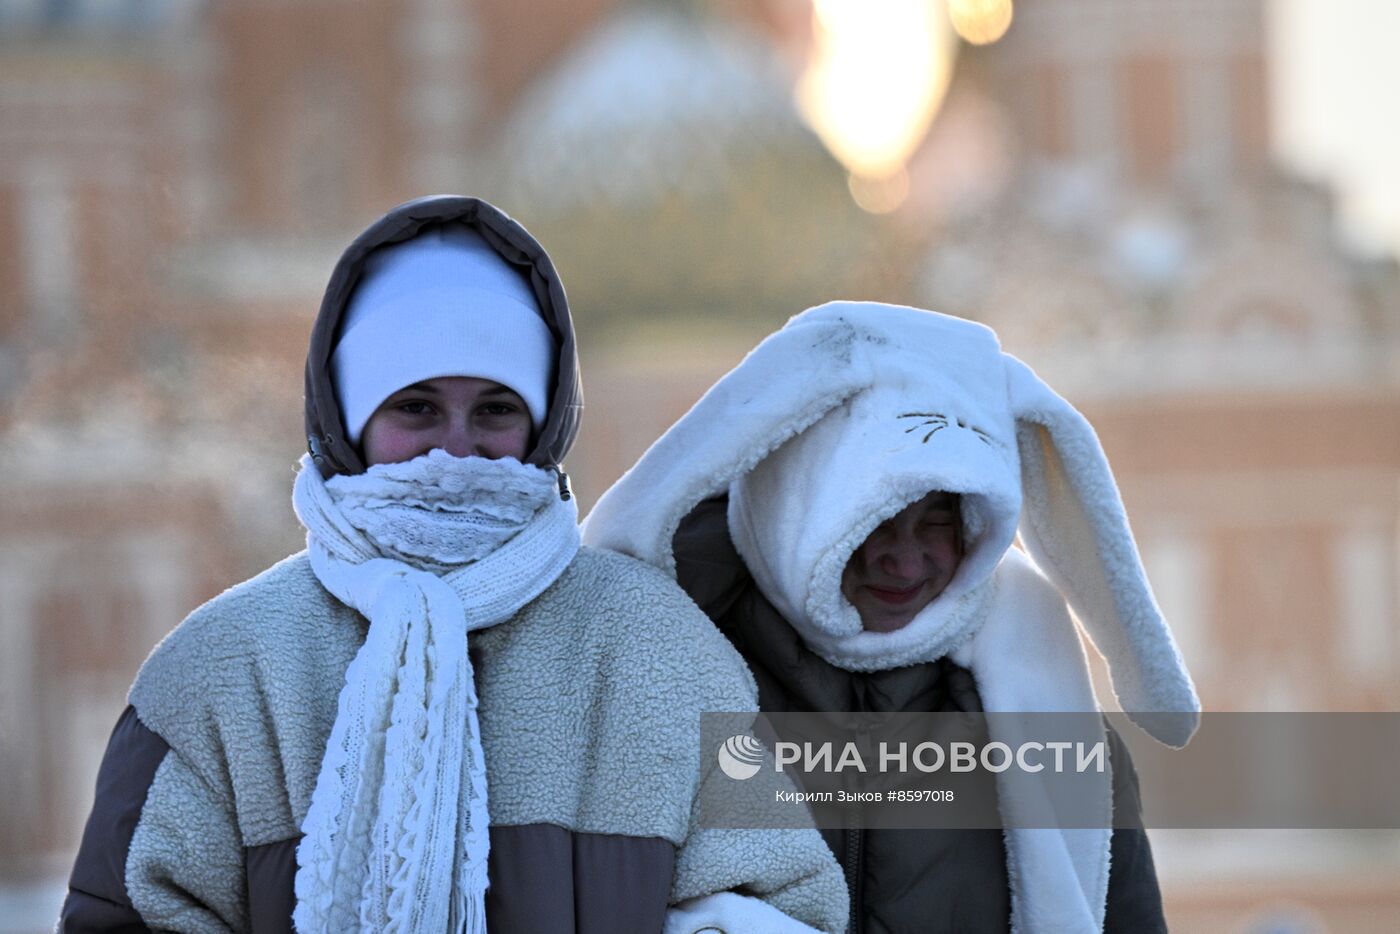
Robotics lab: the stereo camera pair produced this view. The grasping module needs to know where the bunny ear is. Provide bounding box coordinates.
[1003,354,1200,746]
[582,309,877,574]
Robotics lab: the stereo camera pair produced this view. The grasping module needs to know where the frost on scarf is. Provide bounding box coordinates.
[290,451,579,934]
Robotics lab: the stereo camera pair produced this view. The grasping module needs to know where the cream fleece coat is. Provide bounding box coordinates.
[123,547,848,933]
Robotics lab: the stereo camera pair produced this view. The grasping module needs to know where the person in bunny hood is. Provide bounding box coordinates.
[60,197,847,934]
[582,302,1201,934]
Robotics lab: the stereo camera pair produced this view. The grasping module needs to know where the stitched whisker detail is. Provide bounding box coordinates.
[896,410,1002,449]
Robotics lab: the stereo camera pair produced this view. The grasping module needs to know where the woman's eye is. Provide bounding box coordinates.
[396,400,435,415]
[479,402,521,417]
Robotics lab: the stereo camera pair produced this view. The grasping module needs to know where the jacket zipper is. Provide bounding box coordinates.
[843,827,863,934]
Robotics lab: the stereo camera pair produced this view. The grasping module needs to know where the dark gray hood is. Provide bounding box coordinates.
[304,195,582,480]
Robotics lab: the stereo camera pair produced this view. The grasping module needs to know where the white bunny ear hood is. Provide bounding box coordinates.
[583,301,1199,747]
[726,305,1021,672]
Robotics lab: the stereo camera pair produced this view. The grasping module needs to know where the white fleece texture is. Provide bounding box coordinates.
[1004,356,1198,745]
[666,891,826,934]
[583,300,1201,933]
[726,305,1021,670]
[950,550,1113,933]
[582,310,879,577]
[127,751,246,932]
[126,548,848,933]
[585,301,1197,732]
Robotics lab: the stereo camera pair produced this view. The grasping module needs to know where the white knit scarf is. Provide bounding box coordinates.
[290,450,579,933]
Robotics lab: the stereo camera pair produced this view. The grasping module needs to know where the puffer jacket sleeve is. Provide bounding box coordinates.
[59,705,246,933]
[1103,724,1167,933]
[60,706,164,931]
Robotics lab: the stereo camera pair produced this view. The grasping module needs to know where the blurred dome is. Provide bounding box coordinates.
[483,5,876,339]
[492,7,804,209]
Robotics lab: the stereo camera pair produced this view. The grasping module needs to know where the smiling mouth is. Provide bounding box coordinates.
[865,583,925,605]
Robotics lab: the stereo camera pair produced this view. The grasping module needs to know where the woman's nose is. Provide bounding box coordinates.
[879,535,925,579]
[440,424,480,458]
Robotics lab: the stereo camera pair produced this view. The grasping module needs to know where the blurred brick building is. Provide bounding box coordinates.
[0,0,630,890]
[910,3,1400,927]
[911,0,1400,715]
[1,0,1397,930]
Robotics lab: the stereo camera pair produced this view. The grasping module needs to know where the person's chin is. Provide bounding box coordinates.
[859,605,920,633]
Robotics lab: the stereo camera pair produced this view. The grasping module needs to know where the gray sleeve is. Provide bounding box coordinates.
[124,747,246,933]
[671,824,848,934]
[670,756,849,934]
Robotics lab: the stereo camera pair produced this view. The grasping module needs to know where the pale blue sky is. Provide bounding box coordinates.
[1272,0,1400,258]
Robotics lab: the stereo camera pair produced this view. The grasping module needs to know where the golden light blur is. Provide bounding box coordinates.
[948,0,1014,45]
[796,0,957,208]
[847,166,911,214]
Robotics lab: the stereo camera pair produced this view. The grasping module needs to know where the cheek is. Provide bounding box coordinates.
[495,422,532,459]
[931,540,965,584]
[362,421,427,466]
[482,424,532,461]
[921,533,962,569]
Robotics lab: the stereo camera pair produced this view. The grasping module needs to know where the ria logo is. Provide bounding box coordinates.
[717,734,765,780]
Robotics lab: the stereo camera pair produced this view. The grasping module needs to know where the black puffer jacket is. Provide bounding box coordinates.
[676,496,1169,934]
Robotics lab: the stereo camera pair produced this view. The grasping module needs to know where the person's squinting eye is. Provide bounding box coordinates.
[395,400,436,416]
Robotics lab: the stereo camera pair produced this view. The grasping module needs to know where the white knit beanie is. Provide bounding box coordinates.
[331,224,556,443]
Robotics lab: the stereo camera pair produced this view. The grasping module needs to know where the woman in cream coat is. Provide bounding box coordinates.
[60,197,846,934]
